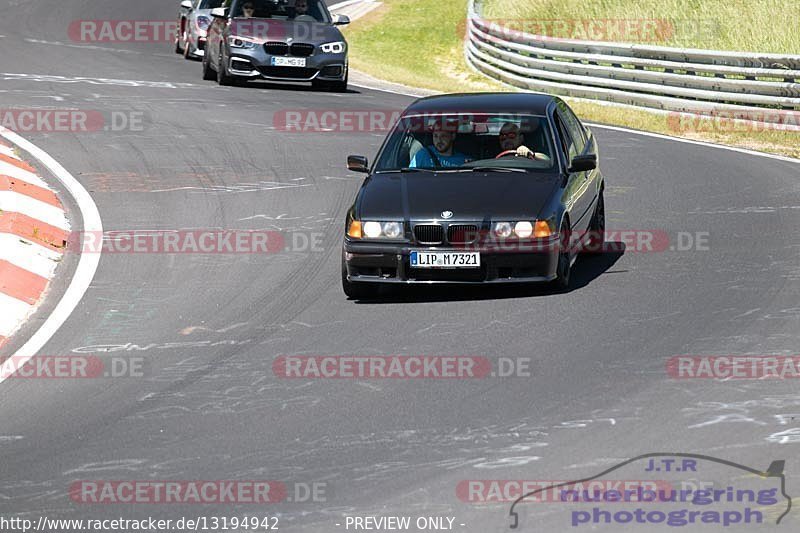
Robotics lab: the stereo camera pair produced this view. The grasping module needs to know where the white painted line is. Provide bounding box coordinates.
[0,233,61,280]
[584,122,800,166]
[0,160,51,189]
[0,292,33,338]
[0,126,103,385]
[0,145,20,159]
[351,81,426,99]
[328,0,364,11]
[0,191,70,231]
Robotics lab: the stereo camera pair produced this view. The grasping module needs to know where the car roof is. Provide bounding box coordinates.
[402,92,558,116]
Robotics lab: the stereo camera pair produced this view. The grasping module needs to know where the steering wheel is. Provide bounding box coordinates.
[495,150,519,159]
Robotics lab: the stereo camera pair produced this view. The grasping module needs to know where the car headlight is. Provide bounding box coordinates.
[348,220,404,239]
[493,221,553,239]
[320,41,346,54]
[196,15,211,31]
[229,36,256,49]
[492,222,513,239]
[514,221,533,239]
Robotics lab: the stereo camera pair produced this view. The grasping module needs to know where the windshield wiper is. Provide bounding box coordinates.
[468,166,527,173]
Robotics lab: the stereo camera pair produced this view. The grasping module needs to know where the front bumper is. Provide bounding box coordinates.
[227,47,348,82]
[343,239,560,285]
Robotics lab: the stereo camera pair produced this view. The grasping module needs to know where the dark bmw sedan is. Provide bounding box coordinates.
[204,0,349,90]
[341,93,605,299]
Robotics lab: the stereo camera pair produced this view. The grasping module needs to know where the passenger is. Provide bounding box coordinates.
[241,1,256,18]
[498,122,547,159]
[409,120,470,169]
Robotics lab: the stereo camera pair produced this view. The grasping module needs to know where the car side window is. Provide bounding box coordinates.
[554,114,577,165]
[557,106,586,155]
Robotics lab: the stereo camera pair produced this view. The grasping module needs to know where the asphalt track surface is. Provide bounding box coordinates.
[1,0,800,531]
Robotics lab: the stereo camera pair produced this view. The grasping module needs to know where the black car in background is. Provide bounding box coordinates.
[342,93,605,299]
[203,0,350,90]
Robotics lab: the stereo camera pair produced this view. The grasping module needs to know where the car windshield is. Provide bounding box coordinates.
[231,0,330,22]
[373,113,557,173]
[199,0,224,8]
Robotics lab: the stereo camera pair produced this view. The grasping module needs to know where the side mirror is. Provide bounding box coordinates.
[180,0,192,9]
[569,153,596,173]
[333,14,351,26]
[210,7,227,18]
[347,155,369,173]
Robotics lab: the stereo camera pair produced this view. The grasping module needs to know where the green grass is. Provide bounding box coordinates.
[343,0,800,159]
[344,0,502,93]
[484,0,800,53]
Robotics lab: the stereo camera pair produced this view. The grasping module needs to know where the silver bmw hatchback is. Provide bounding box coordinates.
[202,0,350,91]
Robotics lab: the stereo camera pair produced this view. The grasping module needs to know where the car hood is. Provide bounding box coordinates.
[357,171,561,222]
[229,18,343,44]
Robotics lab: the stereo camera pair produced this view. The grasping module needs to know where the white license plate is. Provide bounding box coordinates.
[410,251,480,269]
[271,57,306,67]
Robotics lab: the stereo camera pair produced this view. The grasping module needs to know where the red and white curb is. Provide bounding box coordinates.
[0,140,70,350]
[0,127,101,384]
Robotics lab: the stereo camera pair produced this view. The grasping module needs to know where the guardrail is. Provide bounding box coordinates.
[464,0,800,126]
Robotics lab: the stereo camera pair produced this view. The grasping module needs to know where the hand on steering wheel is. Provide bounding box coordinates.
[495,150,520,159]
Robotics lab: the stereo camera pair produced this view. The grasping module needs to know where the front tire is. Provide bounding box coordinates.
[584,189,605,254]
[312,70,348,92]
[175,21,185,54]
[217,53,234,86]
[202,50,216,80]
[552,222,572,291]
[182,32,193,59]
[342,254,378,299]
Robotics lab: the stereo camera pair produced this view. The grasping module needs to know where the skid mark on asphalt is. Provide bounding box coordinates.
[151,181,311,193]
[689,205,800,214]
[80,171,317,193]
[680,395,800,444]
[180,322,250,335]
[24,39,142,55]
[238,212,337,231]
[76,286,178,347]
[62,459,147,475]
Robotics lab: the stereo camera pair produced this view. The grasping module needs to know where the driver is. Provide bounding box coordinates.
[293,0,314,19]
[409,119,471,169]
[498,122,548,160]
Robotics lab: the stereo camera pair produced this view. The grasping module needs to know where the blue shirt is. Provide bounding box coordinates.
[409,147,470,169]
